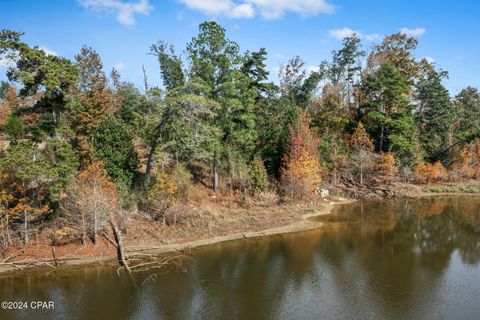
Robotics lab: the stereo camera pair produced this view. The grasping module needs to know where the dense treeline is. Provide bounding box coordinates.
[0,21,480,249]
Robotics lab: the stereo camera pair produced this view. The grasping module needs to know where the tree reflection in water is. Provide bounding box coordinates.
[0,196,479,320]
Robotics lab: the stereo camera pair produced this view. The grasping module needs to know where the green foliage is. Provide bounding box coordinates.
[2,22,480,241]
[416,70,454,161]
[150,41,185,91]
[3,113,24,139]
[361,63,420,167]
[424,184,480,193]
[92,117,139,187]
[0,139,78,203]
[454,87,480,144]
[0,29,78,124]
[249,156,268,193]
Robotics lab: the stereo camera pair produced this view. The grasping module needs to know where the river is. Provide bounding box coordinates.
[1,196,480,319]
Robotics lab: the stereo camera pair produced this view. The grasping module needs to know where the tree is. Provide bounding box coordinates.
[76,161,118,245]
[249,156,268,193]
[0,29,78,126]
[454,87,480,145]
[376,152,398,182]
[311,86,351,185]
[279,56,322,108]
[329,34,365,105]
[451,139,480,180]
[360,63,420,168]
[241,48,276,99]
[416,70,454,161]
[281,109,322,198]
[3,113,25,140]
[67,46,114,160]
[361,63,410,151]
[186,21,258,191]
[350,123,375,185]
[150,41,185,91]
[367,33,420,84]
[0,139,77,245]
[92,117,139,188]
[414,160,447,184]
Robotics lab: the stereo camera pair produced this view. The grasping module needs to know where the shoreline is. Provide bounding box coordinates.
[1,190,478,275]
[125,198,356,256]
[0,198,355,275]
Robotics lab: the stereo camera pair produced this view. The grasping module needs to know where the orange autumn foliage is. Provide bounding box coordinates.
[281,109,322,198]
[451,140,480,180]
[414,160,447,184]
[350,123,375,185]
[377,152,398,181]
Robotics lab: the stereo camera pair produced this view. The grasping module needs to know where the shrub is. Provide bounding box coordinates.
[249,156,268,193]
[376,152,398,182]
[147,164,192,222]
[414,160,447,184]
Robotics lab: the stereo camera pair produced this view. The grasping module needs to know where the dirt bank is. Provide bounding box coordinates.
[0,197,354,275]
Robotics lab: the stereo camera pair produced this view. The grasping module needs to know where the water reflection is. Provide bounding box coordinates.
[1,196,479,320]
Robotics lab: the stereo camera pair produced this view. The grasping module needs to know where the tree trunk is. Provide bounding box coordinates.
[110,218,131,274]
[379,121,384,152]
[23,210,28,246]
[81,211,87,246]
[332,137,338,186]
[360,160,364,185]
[144,141,157,189]
[93,186,98,246]
[213,149,219,192]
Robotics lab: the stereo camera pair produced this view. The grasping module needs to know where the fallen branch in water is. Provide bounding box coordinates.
[110,218,132,275]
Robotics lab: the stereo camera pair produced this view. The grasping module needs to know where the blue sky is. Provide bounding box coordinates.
[1,0,479,95]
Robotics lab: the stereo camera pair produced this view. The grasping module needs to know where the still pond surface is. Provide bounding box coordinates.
[1,196,480,320]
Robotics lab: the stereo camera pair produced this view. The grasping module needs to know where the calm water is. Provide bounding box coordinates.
[1,196,480,320]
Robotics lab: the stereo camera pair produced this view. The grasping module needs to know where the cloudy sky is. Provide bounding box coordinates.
[1,0,479,94]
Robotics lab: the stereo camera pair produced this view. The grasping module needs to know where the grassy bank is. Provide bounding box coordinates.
[423,183,480,193]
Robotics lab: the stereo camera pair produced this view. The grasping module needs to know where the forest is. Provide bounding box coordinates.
[1,21,480,252]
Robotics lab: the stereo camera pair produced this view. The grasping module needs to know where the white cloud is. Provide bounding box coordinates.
[230,3,255,19]
[329,28,383,42]
[39,46,58,56]
[306,65,319,75]
[329,27,362,40]
[365,33,382,42]
[179,0,335,20]
[399,27,426,37]
[78,0,153,26]
[424,56,436,64]
[115,62,125,70]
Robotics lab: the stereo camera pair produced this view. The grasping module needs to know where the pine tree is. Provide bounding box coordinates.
[416,70,454,161]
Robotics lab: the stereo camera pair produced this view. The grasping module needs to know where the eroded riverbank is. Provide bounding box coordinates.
[0,197,354,275]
